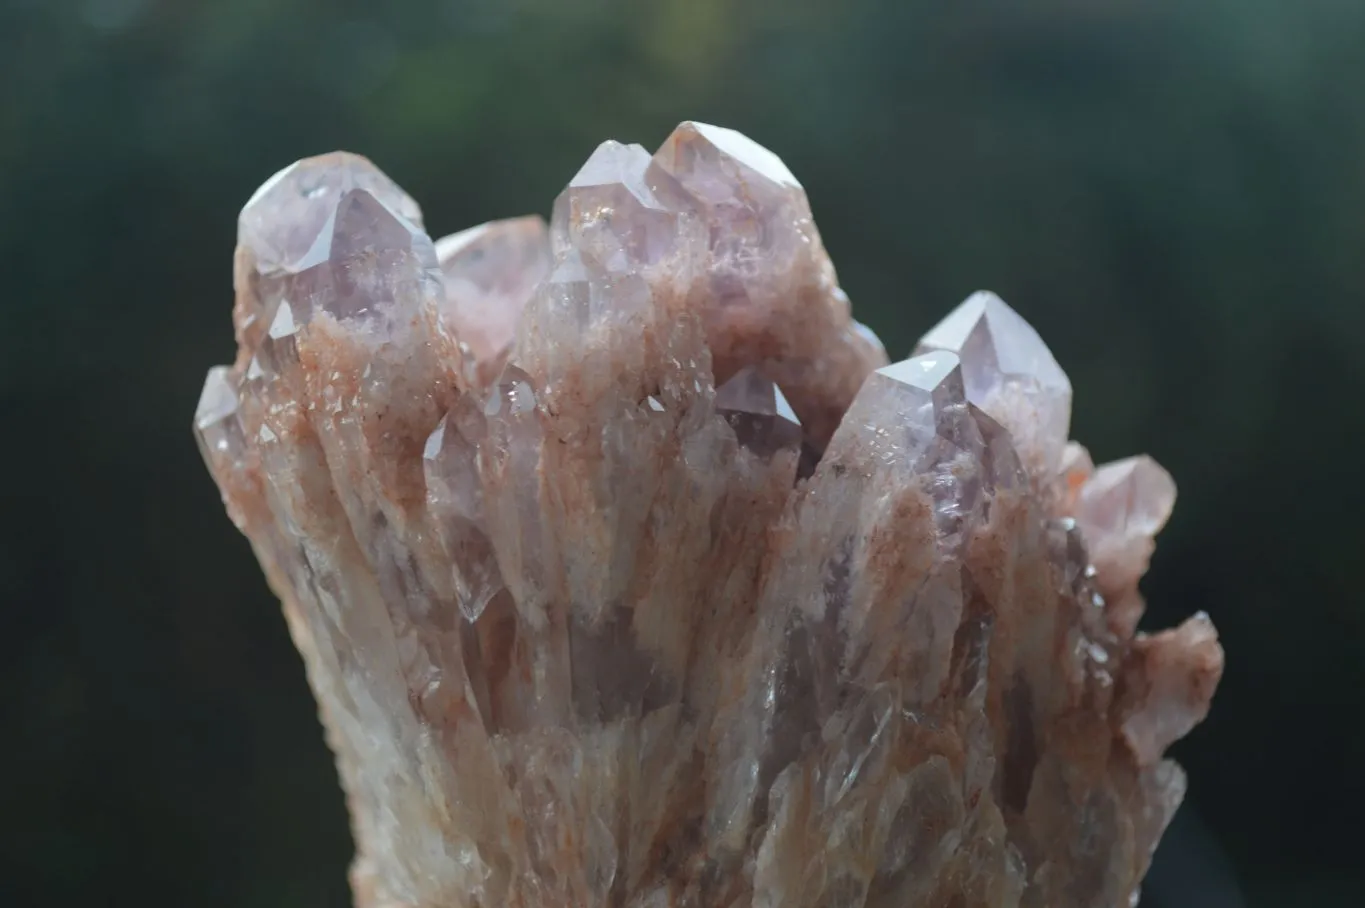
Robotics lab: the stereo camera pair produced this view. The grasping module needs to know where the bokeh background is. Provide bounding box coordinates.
[3,1,1363,906]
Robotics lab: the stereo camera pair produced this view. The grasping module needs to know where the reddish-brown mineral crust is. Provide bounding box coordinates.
[195,122,1223,908]
[1116,614,1224,767]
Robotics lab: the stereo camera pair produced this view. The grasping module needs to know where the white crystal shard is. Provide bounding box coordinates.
[915,290,1072,477]
[196,126,1222,908]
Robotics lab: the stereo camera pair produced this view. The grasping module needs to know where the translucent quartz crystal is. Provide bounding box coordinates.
[432,216,552,385]
[915,290,1072,479]
[714,367,803,459]
[195,122,1223,908]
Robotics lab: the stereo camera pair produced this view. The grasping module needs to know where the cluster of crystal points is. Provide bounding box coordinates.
[196,122,1223,908]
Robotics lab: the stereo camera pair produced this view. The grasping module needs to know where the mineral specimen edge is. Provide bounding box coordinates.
[196,120,1223,908]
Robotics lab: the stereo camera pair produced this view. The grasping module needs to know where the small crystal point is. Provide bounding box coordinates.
[1074,454,1177,594]
[424,403,503,622]
[235,154,437,356]
[485,364,538,419]
[433,216,551,369]
[654,121,801,193]
[865,351,970,448]
[715,366,803,458]
[239,151,423,277]
[193,366,244,466]
[843,351,1000,549]
[915,291,1072,475]
[651,122,809,278]
[194,365,240,432]
[550,140,693,271]
[1078,455,1177,538]
[254,302,300,376]
[301,187,438,323]
[840,349,971,480]
[327,187,422,259]
[648,122,885,450]
[874,350,965,403]
[533,247,653,341]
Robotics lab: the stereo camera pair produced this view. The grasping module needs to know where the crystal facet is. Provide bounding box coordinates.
[550,140,697,272]
[651,121,888,448]
[193,365,243,462]
[715,366,803,458]
[1074,454,1178,599]
[233,152,424,352]
[433,216,552,384]
[915,290,1073,477]
[196,126,1221,908]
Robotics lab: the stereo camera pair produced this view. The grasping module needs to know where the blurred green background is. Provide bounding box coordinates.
[2,0,1363,906]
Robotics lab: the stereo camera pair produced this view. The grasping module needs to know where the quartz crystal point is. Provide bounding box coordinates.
[915,290,1072,479]
[651,122,888,448]
[715,367,804,459]
[195,124,1223,908]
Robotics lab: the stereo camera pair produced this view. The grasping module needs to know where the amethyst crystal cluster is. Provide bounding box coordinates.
[196,122,1222,908]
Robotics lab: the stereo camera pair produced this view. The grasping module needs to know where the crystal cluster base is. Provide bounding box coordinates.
[196,122,1223,908]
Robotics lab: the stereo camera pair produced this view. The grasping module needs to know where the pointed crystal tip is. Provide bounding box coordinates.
[195,366,239,431]
[915,291,1071,475]
[193,366,246,471]
[1074,454,1177,594]
[566,140,655,191]
[238,152,422,276]
[876,350,962,394]
[851,351,968,459]
[550,140,695,271]
[716,367,802,458]
[672,121,801,189]
[917,291,1069,396]
[1078,455,1177,539]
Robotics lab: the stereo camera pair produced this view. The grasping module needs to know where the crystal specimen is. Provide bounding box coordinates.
[196,122,1223,908]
